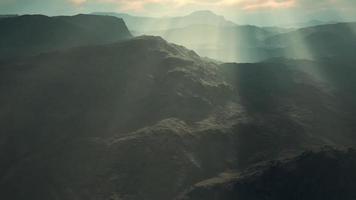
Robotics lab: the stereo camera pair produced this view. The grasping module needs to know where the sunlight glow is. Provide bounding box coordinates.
[69,0,299,11]
[242,0,295,10]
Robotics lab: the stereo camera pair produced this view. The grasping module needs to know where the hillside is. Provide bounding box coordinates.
[218,58,356,168]
[180,148,356,200]
[1,34,356,200]
[0,36,234,200]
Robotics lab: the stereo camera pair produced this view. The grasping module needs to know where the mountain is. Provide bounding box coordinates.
[0,14,132,59]
[172,10,236,27]
[259,26,294,34]
[287,19,340,28]
[218,58,356,167]
[149,24,282,62]
[91,10,356,62]
[93,12,156,34]
[0,36,234,200]
[264,22,356,60]
[1,34,356,200]
[0,15,17,19]
[154,21,356,62]
[93,10,236,34]
[179,148,356,200]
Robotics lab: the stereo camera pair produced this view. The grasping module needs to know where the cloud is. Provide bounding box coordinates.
[241,0,296,10]
[63,0,356,14]
[69,0,87,5]
[69,0,356,11]
[68,0,300,11]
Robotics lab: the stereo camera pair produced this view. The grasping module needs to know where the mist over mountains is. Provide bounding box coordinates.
[0,10,356,200]
[94,10,236,33]
[95,11,355,63]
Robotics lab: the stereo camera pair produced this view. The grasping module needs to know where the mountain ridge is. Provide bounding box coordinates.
[93,10,236,33]
[0,14,132,60]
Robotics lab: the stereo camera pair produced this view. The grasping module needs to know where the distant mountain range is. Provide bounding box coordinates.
[146,21,356,62]
[93,10,356,62]
[93,10,342,31]
[265,22,356,60]
[93,10,236,33]
[286,19,340,28]
[148,24,281,62]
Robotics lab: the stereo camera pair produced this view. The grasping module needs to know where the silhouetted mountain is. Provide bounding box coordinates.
[259,26,294,34]
[93,10,236,33]
[180,148,356,200]
[93,12,156,33]
[181,10,236,27]
[0,14,17,18]
[287,19,340,28]
[0,14,132,59]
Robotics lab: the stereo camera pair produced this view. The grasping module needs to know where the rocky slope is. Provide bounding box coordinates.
[180,148,356,200]
[0,36,236,200]
[0,33,356,199]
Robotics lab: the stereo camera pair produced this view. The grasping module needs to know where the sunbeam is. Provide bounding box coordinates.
[1,1,356,200]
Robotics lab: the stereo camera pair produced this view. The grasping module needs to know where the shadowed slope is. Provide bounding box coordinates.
[0,36,233,200]
[0,14,132,59]
[180,148,356,200]
[0,33,356,200]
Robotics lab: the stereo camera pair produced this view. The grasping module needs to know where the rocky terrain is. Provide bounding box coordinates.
[180,148,356,200]
[0,14,356,200]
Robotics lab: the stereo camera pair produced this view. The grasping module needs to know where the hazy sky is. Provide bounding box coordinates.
[1,0,356,25]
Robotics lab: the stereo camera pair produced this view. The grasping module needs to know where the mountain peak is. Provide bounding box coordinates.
[185,10,236,27]
[188,10,219,17]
